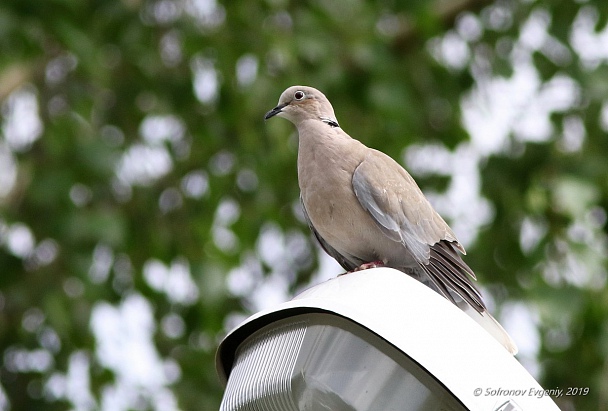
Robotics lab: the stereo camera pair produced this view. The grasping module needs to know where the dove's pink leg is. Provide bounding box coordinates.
[339,260,385,276]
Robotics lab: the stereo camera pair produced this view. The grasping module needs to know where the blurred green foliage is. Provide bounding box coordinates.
[1,0,608,410]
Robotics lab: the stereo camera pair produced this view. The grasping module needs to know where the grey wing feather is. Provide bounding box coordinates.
[351,152,446,262]
[425,241,485,312]
[300,196,359,271]
[352,151,486,312]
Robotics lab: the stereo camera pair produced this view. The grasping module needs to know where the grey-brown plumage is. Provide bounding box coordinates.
[265,85,517,354]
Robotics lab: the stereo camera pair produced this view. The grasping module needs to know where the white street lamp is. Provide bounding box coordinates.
[217,267,560,411]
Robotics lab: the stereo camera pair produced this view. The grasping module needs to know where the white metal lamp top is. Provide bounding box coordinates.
[217,267,560,411]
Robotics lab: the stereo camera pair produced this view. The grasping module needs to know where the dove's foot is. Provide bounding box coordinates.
[340,260,385,276]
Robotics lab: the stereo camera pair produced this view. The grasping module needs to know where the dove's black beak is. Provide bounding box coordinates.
[264,102,288,120]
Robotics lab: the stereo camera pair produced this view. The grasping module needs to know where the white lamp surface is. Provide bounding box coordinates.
[217,267,559,411]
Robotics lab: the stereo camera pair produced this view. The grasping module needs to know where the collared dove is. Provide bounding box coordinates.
[265,85,517,355]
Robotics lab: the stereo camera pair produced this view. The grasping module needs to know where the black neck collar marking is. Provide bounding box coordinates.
[321,117,340,128]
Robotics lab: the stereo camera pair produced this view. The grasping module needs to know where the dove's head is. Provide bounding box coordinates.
[264,86,339,127]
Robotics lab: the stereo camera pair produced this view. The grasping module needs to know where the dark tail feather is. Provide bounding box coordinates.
[418,240,486,313]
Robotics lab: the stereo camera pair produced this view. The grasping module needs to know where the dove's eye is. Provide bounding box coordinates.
[294,91,305,100]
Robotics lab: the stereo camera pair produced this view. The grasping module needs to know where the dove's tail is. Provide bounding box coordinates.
[459,302,519,355]
[408,266,518,355]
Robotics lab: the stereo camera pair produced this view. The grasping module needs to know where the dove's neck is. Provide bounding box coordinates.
[296,119,365,190]
[296,119,354,155]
